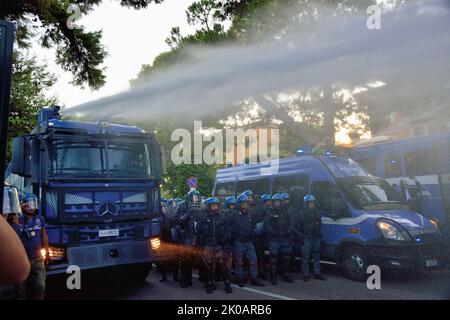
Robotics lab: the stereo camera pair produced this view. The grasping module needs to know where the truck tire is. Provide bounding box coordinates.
[341,246,370,282]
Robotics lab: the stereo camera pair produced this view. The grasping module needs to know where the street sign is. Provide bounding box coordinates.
[0,20,14,214]
[187,176,198,189]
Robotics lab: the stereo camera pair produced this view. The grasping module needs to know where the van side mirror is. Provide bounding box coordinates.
[331,198,349,218]
[11,137,30,177]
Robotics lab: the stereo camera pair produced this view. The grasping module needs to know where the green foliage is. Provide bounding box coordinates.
[163,162,219,198]
[0,0,165,89]
[7,52,57,159]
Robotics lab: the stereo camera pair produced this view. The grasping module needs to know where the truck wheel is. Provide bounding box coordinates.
[341,246,370,282]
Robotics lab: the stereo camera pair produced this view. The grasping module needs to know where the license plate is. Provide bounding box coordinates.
[425,259,437,267]
[99,229,120,237]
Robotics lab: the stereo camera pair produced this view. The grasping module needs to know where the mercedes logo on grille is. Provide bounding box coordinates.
[98,201,119,216]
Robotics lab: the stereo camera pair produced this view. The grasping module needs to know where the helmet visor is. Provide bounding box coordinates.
[209,203,220,213]
[272,199,281,208]
[23,196,38,211]
[239,201,249,210]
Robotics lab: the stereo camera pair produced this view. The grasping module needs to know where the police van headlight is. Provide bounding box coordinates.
[377,220,407,241]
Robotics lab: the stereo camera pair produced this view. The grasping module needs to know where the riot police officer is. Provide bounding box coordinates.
[175,189,203,288]
[299,195,327,282]
[196,197,233,294]
[265,193,295,284]
[12,193,49,300]
[222,196,237,273]
[157,201,171,282]
[230,194,265,287]
[254,194,272,280]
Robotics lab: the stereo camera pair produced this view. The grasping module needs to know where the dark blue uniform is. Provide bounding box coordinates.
[230,212,258,281]
[196,211,232,293]
[12,214,46,299]
[175,202,202,287]
[253,204,269,279]
[265,207,295,283]
[299,205,322,277]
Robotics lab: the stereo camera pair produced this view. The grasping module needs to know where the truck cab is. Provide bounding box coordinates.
[7,107,164,279]
[213,152,447,281]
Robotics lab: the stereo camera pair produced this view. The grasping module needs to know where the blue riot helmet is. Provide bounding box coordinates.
[243,189,255,204]
[204,197,220,214]
[260,194,272,207]
[20,193,38,214]
[187,189,201,206]
[271,193,283,209]
[225,196,237,209]
[303,194,316,209]
[236,194,250,213]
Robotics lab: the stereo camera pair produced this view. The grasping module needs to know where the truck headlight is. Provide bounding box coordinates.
[48,246,66,261]
[377,220,406,241]
[150,237,161,251]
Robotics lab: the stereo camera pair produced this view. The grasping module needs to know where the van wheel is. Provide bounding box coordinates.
[341,246,370,282]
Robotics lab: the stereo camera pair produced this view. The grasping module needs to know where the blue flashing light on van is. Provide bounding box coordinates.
[213,153,447,281]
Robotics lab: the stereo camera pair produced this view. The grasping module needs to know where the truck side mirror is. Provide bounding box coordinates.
[11,137,30,177]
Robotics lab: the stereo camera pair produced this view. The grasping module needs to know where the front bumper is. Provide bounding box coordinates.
[366,240,448,271]
[46,239,152,275]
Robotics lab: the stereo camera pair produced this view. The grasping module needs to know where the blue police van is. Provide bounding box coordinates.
[348,132,450,230]
[213,153,447,281]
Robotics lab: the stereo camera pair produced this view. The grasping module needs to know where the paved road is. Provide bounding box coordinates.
[45,264,450,300]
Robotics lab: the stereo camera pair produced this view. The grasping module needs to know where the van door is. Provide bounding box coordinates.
[311,181,351,260]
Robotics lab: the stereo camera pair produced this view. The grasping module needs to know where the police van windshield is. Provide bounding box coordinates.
[47,138,152,179]
[320,156,369,178]
[338,176,407,211]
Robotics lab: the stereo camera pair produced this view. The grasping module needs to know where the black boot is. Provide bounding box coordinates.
[250,278,265,287]
[282,274,294,283]
[270,264,278,285]
[258,271,268,280]
[270,273,278,285]
[206,281,214,294]
[224,281,233,294]
[314,274,327,281]
[180,280,192,288]
[237,278,245,287]
[160,272,167,282]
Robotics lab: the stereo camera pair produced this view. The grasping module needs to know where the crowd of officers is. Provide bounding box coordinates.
[159,189,327,294]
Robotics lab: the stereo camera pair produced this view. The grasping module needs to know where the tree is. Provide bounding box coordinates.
[0,0,165,89]
[7,52,57,160]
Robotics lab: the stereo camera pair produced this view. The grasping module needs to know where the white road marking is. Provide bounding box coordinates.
[192,274,296,300]
[230,284,297,300]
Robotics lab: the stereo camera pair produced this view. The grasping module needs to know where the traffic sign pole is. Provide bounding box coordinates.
[0,20,14,214]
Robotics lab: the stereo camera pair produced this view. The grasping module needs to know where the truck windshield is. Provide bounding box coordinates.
[48,138,152,178]
[337,176,407,211]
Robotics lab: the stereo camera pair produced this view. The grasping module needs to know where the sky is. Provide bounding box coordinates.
[32,0,197,108]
